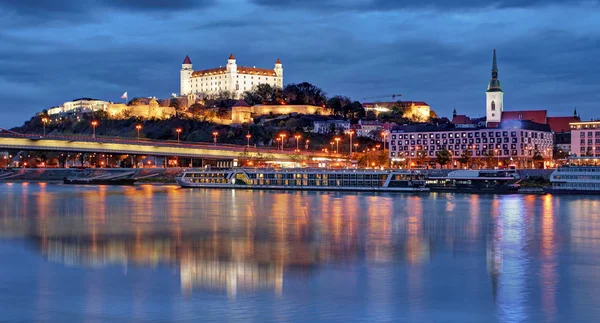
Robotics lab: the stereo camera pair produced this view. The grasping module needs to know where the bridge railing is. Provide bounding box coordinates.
[0,131,337,158]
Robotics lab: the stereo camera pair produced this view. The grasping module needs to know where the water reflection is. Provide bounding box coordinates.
[1,184,600,321]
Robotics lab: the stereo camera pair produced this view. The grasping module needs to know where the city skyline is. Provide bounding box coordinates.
[1,0,599,128]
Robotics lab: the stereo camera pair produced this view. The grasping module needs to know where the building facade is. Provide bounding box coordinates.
[180,54,283,98]
[388,121,553,168]
[312,120,350,134]
[569,121,600,156]
[47,98,110,116]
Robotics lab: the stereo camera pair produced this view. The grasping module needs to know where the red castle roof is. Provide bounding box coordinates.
[452,115,471,124]
[228,53,235,60]
[183,55,192,64]
[232,99,251,107]
[275,58,281,64]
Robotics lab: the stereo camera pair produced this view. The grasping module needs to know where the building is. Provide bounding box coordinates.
[357,119,383,138]
[180,54,283,98]
[362,101,430,121]
[485,49,503,125]
[388,120,553,168]
[47,98,110,116]
[106,99,175,119]
[312,120,350,134]
[569,120,600,157]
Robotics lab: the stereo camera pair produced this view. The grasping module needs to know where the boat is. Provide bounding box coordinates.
[63,177,137,185]
[176,168,429,192]
[544,157,600,194]
[426,169,520,193]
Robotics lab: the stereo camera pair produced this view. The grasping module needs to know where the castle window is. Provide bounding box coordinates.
[491,101,496,111]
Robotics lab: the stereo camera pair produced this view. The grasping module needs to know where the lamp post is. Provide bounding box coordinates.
[246,132,251,147]
[294,134,301,152]
[41,116,48,137]
[495,149,499,168]
[334,137,340,154]
[354,143,358,155]
[348,130,354,155]
[305,139,310,151]
[136,124,142,139]
[91,120,98,139]
[212,131,218,146]
[381,131,388,150]
[176,128,182,143]
[276,137,281,150]
[279,134,286,151]
[330,141,334,154]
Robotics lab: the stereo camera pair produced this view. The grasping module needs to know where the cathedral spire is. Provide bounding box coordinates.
[487,49,502,92]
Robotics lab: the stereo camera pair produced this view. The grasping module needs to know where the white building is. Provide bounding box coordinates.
[312,120,350,134]
[389,121,553,167]
[180,54,283,98]
[47,98,110,116]
[569,121,600,156]
[357,120,382,138]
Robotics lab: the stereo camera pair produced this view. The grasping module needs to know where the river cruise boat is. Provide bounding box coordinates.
[176,168,429,192]
[426,169,521,193]
[545,157,600,194]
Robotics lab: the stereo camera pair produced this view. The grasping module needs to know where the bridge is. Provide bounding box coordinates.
[0,133,340,165]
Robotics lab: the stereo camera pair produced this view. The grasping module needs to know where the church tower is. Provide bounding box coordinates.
[180,55,193,95]
[486,49,503,125]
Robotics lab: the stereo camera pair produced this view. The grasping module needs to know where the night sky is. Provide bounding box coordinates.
[1,0,599,128]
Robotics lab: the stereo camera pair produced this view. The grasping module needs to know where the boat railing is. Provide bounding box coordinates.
[182,167,421,175]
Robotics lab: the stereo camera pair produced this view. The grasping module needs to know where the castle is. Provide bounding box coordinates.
[180,54,283,98]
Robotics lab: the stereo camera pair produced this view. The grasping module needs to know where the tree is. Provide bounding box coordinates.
[416,150,428,166]
[342,101,365,119]
[435,149,451,168]
[458,150,472,167]
[532,149,544,168]
[169,98,182,118]
[484,150,496,168]
[553,146,569,160]
[283,82,327,106]
[243,84,283,105]
[326,95,351,117]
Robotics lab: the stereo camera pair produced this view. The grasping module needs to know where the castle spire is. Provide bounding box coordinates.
[487,49,502,92]
[574,107,578,117]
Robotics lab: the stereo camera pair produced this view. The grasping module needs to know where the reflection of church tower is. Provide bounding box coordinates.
[486,49,503,125]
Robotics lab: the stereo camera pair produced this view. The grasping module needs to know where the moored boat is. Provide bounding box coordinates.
[426,169,520,193]
[544,157,600,194]
[63,177,137,185]
[176,168,429,192]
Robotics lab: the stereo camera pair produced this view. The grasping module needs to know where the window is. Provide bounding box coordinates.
[491,101,496,111]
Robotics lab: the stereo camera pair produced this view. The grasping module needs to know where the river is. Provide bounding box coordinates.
[0,183,599,322]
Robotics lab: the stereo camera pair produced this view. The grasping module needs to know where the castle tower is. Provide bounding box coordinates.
[274,58,283,88]
[486,49,503,125]
[180,55,193,95]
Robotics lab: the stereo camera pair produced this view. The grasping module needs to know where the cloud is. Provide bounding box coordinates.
[250,0,597,11]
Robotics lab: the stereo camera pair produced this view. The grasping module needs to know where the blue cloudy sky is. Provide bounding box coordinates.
[1,0,599,127]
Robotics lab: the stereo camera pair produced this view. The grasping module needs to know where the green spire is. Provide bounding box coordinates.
[487,49,502,92]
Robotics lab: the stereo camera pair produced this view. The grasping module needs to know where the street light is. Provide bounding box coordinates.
[246,132,251,147]
[212,131,218,146]
[41,116,48,137]
[334,137,341,154]
[176,128,182,143]
[305,139,310,151]
[348,130,354,155]
[330,141,334,154]
[276,137,281,150]
[294,135,301,152]
[91,120,98,139]
[279,134,286,151]
[136,124,142,139]
[381,131,388,150]
[495,149,499,168]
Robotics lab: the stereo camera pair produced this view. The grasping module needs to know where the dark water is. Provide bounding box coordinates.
[1,183,600,322]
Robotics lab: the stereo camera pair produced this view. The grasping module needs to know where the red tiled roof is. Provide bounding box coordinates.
[486,122,501,128]
[232,99,251,107]
[229,53,235,59]
[191,67,227,77]
[183,55,192,64]
[237,66,277,76]
[275,58,281,64]
[547,116,580,133]
[452,115,471,124]
[501,110,547,124]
